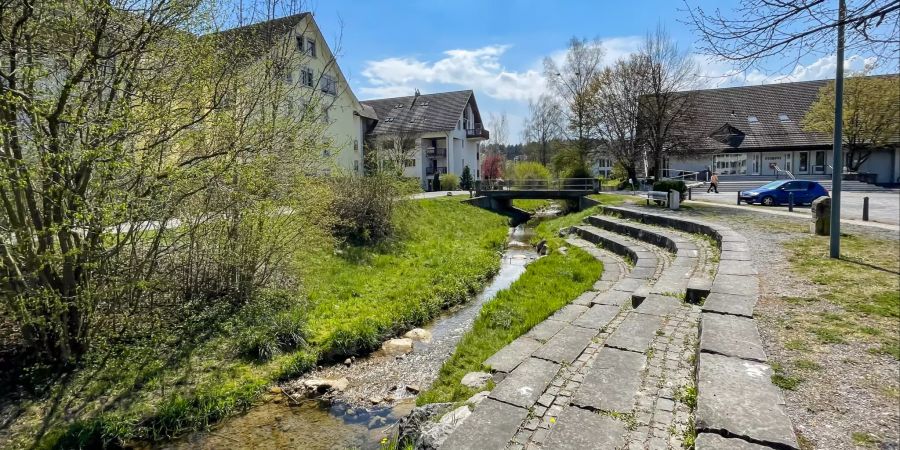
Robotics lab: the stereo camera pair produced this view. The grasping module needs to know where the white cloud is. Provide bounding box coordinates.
[696,54,878,88]
[360,45,544,101]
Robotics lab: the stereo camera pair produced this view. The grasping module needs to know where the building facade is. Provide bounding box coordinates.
[361,90,490,190]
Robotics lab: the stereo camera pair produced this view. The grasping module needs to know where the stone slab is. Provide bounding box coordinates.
[441,398,529,450]
[633,255,658,268]
[649,277,687,296]
[526,319,567,342]
[670,256,700,267]
[710,274,759,297]
[635,294,680,317]
[543,406,627,450]
[612,277,644,293]
[573,347,645,413]
[700,313,767,362]
[600,268,621,281]
[695,433,776,450]
[696,353,799,449]
[717,259,759,276]
[593,289,631,307]
[591,280,614,292]
[719,250,752,261]
[605,312,664,353]
[629,266,656,279]
[550,304,590,323]
[572,291,598,306]
[702,293,756,318]
[721,241,750,252]
[533,325,596,364]
[484,336,543,373]
[571,304,619,330]
[489,357,560,408]
[686,278,712,304]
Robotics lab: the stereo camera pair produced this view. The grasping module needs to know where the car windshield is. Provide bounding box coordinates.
[757,180,787,190]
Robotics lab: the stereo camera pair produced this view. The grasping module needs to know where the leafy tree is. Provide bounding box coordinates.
[481,154,505,180]
[803,75,900,172]
[523,95,563,165]
[460,166,474,191]
[510,162,551,183]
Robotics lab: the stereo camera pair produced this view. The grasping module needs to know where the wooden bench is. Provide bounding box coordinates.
[639,191,670,206]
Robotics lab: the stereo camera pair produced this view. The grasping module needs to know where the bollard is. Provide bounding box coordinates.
[788,192,794,212]
[688,187,692,200]
[737,191,741,205]
[863,196,869,221]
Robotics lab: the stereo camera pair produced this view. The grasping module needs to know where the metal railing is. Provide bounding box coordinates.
[772,165,796,179]
[425,147,447,157]
[477,178,599,192]
[466,124,489,139]
[425,166,448,176]
[661,169,699,182]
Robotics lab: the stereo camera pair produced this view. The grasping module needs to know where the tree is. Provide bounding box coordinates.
[432,172,441,191]
[686,0,899,71]
[636,26,697,179]
[592,55,647,183]
[375,132,420,176]
[486,112,509,155]
[544,37,605,165]
[460,166,474,191]
[803,75,900,172]
[523,94,563,166]
[481,154,505,180]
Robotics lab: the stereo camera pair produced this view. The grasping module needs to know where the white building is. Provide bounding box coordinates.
[361,90,490,190]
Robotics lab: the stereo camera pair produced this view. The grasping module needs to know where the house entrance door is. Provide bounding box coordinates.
[798,152,809,174]
[813,151,826,174]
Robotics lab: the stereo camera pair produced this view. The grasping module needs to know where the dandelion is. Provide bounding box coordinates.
[550,417,556,424]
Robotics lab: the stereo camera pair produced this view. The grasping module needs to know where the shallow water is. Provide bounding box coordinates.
[157,224,540,450]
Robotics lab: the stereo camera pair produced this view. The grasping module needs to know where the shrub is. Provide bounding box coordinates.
[234,290,309,361]
[442,173,460,191]
[652,180,687,197]
[510,161,551,183]
[460,166,474,190]
[329,174,410,245]
[433,172,441,191]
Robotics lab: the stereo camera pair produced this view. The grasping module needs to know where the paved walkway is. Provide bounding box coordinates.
[440,205,801,450]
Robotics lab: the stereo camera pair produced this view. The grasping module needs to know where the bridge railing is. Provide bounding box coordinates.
[476,178,599,192]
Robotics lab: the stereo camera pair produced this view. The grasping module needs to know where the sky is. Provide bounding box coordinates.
[293,0,885,143]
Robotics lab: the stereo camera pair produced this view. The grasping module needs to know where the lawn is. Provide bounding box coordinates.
[415,196,636,405]
[8,197,511,449]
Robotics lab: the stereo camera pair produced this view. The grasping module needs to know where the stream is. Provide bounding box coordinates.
[159,222,543,450]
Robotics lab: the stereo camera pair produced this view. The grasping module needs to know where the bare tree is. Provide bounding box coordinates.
[593,55,648,183]
[636,26,698,179]
[685,0,899,71]
[374,132,421,175]
[486,112,509,155]
[544,37,605,164]
[523,94,563,166]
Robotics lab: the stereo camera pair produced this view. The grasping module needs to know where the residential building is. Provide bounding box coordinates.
[361,90,490,190]
[662,76,900,184]
[218,13,375,174]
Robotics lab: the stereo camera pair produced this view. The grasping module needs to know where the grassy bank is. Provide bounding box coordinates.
[10,197,510,449]
[416,198,628,405]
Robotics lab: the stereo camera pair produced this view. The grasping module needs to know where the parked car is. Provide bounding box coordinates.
[739,180,829,206]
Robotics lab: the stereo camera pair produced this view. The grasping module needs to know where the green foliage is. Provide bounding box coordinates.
[652,180,687,197]
[509,161,551,182]
[460,166,475,190]
[417,246,601,404]
[442,173,460,191]
[329,174,414,246]
[233,290,309,361]
[433,172,442,191]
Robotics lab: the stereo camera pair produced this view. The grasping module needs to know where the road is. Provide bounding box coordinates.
[688,191,900,226]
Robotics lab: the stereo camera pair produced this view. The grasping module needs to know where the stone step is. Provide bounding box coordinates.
[489,357,560,408]
[572,225,657,271]
[483,336,543,373]
[696,353,799,450]
[571,304,619,331]
[525,319,567,343]
[700,313,767,362]
[543,406,628,449]
[604,312,664,353]
[695,433,779,449]
[441,398,529,450]
[533,324,596,364]
[572,347,646,413]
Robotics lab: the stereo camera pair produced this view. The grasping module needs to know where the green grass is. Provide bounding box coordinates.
[416,202,613,405]
[18,197,511,449]
[770,362,803,391]
[511,199,555,213]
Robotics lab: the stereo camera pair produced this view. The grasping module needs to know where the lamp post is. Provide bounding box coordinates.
[829,0,846,258]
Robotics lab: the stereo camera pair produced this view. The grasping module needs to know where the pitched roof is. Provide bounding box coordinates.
[213,13,310,48]
[361,90,480,135]
[675,74,898,152]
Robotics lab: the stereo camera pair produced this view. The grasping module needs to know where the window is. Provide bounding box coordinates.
[747,116,759,124]
[284,70,293,83]
[301,67,314,87]
[404,159,416,167]
[778,113,790,123]
[307,38,317,58]
[353,139,359,152]
[323,106,330,122]
[321,75,337,95]
[296,36,304,52]
[353,160,359,172]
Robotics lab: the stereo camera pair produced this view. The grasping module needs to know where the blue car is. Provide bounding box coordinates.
[739,180,829,206]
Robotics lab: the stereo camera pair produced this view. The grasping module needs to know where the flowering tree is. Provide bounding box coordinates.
[481,154,505,180]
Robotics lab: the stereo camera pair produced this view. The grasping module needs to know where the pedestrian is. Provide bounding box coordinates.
[707,172,719,193]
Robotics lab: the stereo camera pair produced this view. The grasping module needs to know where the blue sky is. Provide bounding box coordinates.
[297,0,881,142]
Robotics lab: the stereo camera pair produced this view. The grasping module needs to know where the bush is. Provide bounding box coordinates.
[510,161,550,182]
[652,180,687,197]
[234,290,309,361]
[442,173,460,191]
[329,174,411,245]
[460,166,474,190]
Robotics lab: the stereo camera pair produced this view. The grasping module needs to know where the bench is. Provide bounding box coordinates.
[639,191,670,206]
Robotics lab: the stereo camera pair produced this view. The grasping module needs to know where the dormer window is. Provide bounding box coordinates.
[778,113,790,123]
[747,115,759,124]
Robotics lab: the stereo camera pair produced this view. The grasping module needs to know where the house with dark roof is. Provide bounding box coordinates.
[217,13,374,174]
[665,76,900,184]
[361,90,490,189]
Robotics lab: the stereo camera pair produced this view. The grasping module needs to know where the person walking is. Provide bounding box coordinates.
[707,172,719,193]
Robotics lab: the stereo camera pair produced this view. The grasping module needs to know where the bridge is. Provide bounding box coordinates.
[467,178,601,217]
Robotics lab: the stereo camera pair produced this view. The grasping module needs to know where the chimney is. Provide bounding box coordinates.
[411,88,421,107]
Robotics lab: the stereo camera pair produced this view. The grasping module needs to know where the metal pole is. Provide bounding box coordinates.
[863,196,869,221]
[829,0,846,259]
[789,192,794,212]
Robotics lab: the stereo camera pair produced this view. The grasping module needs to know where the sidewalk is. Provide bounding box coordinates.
[683,199,900,232]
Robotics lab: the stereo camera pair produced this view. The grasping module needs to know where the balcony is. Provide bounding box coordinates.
[426,166,448,176]
[466,124,490,140]
[425,147,447,157]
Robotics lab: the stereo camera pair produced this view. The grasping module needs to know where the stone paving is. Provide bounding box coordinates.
[442,206,800,450]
